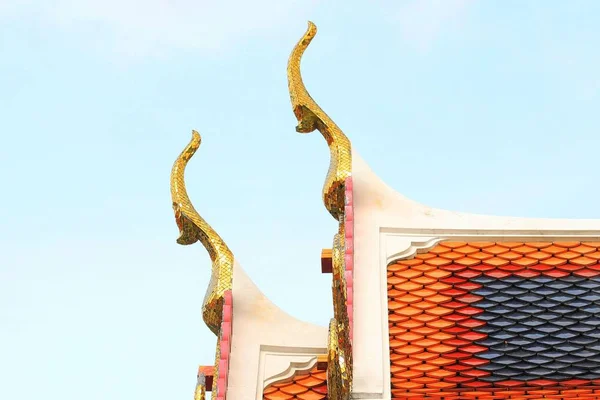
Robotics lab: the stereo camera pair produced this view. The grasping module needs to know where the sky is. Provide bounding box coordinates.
[1,1,599,399]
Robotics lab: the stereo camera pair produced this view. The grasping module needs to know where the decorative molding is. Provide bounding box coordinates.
[263,356,318,388]
[381,227,600,236]
[350,393,384,400]
[383,229,600,266]
[385,235,442,265]
[256,346,327,400]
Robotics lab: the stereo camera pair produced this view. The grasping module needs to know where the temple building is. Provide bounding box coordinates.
[169,22,600,400]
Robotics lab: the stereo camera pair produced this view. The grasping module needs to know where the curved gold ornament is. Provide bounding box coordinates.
[171,131,232,400]
[331,229,352,399]
[327,317,350,400]
[288,22,353,399]
[287,21,352,221]
[170,130,234,335]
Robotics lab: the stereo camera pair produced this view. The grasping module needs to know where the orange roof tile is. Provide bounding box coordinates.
[263,367,327,400]
[387,240,600,399]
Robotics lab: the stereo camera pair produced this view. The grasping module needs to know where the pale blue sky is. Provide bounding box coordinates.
[1,1,599,399]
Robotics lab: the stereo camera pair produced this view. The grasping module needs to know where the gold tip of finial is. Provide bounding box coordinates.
[171,130,203,246]
[191,129,201,141]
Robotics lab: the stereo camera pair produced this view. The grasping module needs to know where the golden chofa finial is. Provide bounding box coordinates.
[287,21,352,221]
[288,22,354,399]
[170,130,234,335]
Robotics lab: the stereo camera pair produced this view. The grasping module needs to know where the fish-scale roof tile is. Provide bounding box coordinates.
[263,367,327,400]
[387,241,600,399]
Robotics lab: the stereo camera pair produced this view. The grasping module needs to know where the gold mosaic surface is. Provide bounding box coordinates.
[170,131,233,399]
[170,131,234,335]
[287,21,352,221]
[288,22,353,400]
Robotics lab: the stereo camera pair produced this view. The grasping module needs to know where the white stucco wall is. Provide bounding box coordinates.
[226,261,327,400]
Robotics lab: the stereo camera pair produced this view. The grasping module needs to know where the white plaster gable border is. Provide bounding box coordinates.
[383,228,600,265]
[256,345,326,400]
